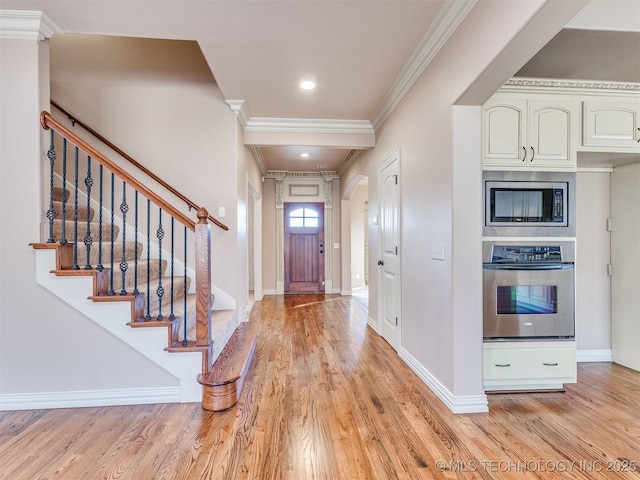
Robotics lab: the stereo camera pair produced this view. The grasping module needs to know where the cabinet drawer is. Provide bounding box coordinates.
[483,347,575,381]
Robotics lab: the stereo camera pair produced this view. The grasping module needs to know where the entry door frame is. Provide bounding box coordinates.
[378,149,401,351]
[284,202,325,293]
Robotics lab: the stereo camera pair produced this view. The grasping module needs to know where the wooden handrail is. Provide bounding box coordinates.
[50,101,229,231]
[41,111,197,231]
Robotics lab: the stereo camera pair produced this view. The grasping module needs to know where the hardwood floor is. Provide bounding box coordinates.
[1,295,639,479]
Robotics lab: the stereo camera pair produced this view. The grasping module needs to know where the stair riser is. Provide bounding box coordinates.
[71,242,143,267]
[138,277,191,318]
[104,259,168,291]
[52,220,119,243]
[50,201,94,222]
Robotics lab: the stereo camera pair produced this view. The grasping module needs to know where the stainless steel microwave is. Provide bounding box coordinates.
[483,172,576,237]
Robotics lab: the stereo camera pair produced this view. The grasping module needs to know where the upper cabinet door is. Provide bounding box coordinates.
[528,101,576,168]
[482,94,578,171]
[483,98,527,167]
[583,101,640,148]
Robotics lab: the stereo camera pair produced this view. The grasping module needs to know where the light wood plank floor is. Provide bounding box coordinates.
[1,295,639,479]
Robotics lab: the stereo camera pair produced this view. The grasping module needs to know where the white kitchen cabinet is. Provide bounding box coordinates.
[483,341,576,391]
[483,94,578,171]
[583,100,640,149]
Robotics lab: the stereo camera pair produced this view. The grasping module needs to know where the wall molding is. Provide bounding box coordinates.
[399,348,488,414]
[371,0,478,130]
[264,170,339,180]
[0,10,63,40]
[577,349,613,363]
[504,77,640,93]
[0,386,180,411]
[245,117,374,134]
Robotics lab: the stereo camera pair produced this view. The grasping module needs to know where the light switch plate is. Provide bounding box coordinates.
[431,242,445,261]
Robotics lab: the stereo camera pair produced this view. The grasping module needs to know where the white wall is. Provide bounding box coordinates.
[0,36,177,399]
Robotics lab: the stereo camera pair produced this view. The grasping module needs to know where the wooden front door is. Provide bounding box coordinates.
[284,202,324,293]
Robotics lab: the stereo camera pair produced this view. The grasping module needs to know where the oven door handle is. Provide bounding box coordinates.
[482,264,574,271]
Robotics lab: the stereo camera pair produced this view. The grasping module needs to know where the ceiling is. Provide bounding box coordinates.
[2,0,639,173]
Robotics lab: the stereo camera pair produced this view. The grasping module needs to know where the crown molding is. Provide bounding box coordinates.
[0,10,63,40]
[371,0,478,131]
[250,146,267,176]
[245,117,374,135]
[264,170,339,180]
[226,100,250,127]
[336,149,362,176]
[503,77,640,93]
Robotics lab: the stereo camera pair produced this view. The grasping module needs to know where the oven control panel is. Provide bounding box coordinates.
[490,245,563,264]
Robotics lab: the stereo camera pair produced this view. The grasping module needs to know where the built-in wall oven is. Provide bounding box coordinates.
[483,242,575,341]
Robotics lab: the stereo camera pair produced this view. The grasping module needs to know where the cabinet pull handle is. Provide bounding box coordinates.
[521,146,526,162]
[530,146,535,162]
[637,127,639,142]
[495,363,511,367]
[543,362,559,366]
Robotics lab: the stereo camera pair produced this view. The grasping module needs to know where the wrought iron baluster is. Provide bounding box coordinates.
[169,217,175,319]
[133,191,139,294]
[72,146,79,270]
[119,181,129,295]
[182,226,188,345]
[108,172,115,295]
[46,129,57,243]
[84,155,94,269]
[156,208,165,319]
[145,199,151,320]
[97,165,104,270]
[60,138,68,244]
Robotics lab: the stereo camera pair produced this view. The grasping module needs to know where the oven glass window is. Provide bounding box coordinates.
[496,285,557,314]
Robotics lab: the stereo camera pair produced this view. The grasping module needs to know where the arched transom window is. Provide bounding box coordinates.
[289,207,319,228]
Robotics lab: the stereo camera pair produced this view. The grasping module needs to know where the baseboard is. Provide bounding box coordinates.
[0,386,181,411]
[399,348,488,414]
[367,316,380,333]
[577,349,613,362]
[262,289,277,295]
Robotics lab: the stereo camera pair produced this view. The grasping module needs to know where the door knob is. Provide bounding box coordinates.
[377,260,384,266]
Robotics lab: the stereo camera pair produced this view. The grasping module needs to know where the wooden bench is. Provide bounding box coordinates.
[197,320,258,411]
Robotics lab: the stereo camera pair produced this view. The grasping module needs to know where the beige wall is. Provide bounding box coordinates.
[340,0,586,401]
[261,176,342,294]
[0,37,177,396]
[576,171,612,352]
[49,35,240,304]
[350,184,368,288]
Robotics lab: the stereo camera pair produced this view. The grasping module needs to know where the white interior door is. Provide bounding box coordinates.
[378,151,400,351]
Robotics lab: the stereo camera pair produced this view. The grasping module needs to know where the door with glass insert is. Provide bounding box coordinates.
[284,202,324,293]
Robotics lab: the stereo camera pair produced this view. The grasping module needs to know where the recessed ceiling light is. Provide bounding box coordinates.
[300,80,316,90]
[300,153,310,158]
[317,164,328,169]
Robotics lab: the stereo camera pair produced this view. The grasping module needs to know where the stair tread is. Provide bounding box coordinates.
[198,320,258,386]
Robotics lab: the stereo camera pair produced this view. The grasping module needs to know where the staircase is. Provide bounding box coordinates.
[31,109,257,410]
